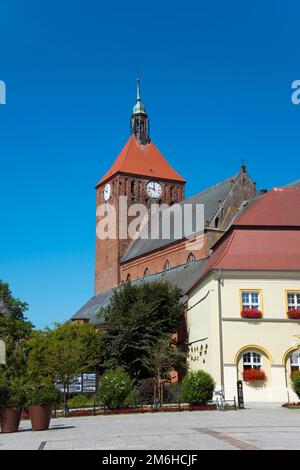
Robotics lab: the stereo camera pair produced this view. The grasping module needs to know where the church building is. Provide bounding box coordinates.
[72,81,300,403]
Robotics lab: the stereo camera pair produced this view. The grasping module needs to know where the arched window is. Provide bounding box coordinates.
[163,260,171,271]
[290,351,300,372]
[143,267,150,277]
[243,351,262,370]
[187,252,196,263]
[126,273,132,282]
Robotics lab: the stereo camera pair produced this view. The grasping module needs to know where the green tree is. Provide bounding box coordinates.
[142,338,186,403]
[99,281,183,380]
[0,280,33,378]
[27,322,102,408]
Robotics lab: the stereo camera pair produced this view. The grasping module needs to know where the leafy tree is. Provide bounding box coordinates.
[27,322,102,408]
[182,370,215,405]
[99,281,183,380]
[142,338,186,403]
[0,280,33,378]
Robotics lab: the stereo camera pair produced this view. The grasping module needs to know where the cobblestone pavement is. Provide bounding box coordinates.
[0,403,299,450]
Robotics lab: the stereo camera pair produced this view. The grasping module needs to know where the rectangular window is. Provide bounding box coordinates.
[241,290,260,310]
[287,292,300,311]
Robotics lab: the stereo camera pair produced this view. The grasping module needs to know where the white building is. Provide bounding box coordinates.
[186,188,300,403]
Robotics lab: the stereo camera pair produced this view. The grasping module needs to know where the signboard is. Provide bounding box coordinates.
[55,373,97,394]
[0,340,5,365]
[237,380,244,409]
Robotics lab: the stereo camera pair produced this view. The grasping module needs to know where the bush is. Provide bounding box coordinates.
[291,372,300,399]
[98,368,133,409]
[137,378,170,405]
[182,370,215,405]
[166,383,184,404]
[67,394,96,408]
[26,382,62,406]
[0,376,27,408]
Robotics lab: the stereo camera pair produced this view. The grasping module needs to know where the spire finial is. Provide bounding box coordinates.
[137,77,141,101]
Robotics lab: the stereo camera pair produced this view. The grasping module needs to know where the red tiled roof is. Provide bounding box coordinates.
[203,228,300,272]
[96,134,185,187]
[235,188,300,227]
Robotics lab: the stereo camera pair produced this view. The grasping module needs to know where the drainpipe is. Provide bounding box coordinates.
[217,269,225,396]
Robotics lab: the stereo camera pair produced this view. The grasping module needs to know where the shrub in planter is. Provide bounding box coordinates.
[291,371,300,399]
[287,310,300,320]
[98,368,133,410]
[182,370,215,405]
[241,308,262,319]
[26,383,61,431]
[242,368,266,382]
[67,394,96,408]
[0,377,27,433]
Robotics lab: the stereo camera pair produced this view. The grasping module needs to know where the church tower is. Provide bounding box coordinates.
[94,80,185,294]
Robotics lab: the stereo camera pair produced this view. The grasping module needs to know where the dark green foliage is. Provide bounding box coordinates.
[138,378,170,404]
[99,281,183,380]
[166,383,184,404]
[0,375,27,407]
[0,280,33,378]
[98,368,133,409]
[26,382,62,406]
[182,370,215,405]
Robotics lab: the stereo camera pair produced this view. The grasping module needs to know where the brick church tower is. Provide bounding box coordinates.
[94,80,185,294]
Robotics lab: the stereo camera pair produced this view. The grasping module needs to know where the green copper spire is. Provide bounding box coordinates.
[133,77,146,115]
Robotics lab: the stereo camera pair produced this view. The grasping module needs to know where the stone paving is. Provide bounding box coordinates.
[0,403,299,450]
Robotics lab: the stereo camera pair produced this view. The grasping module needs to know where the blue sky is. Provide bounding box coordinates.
[1,0,299,329]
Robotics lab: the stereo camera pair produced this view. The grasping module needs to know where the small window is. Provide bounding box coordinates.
[163,260,171,271]
[215,217,219,228]
[187,252,196,263]
[144,267,150,277]
[291,351,300,372]
[241,290,260,310]
[243,351,262,370]
[287,292,300,310]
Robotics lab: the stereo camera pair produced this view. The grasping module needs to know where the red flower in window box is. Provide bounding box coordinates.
[243,368,266,382]
[241,308,262,318]
[287,309,300,319]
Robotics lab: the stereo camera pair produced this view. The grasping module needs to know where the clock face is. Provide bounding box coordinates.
[103,183,111,201]
[146,181,162,199]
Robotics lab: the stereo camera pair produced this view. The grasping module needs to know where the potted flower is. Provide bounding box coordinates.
[287,309,300,320]
[241,308,262,319]
[0,377,27,433]
[242,368,266,382]
[26,382,61,431]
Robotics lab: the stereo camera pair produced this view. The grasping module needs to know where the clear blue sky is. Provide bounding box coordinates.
[1,0,299,329]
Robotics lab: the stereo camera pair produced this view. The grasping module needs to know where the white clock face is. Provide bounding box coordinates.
[103,183,111,201]
[146,181,162,199]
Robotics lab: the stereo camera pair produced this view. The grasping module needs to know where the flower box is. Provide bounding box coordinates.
[287,309,300,320]
[242,368,266,382]
[241,308,262,318]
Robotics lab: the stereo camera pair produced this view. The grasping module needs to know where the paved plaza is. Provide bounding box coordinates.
[0,403,299,450]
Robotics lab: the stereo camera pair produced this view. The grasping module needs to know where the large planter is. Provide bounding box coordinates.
[29,405,53,431]
[0,407,22,433]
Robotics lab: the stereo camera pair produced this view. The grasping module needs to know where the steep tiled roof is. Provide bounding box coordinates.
[96,134,185,186]
[234,188,300,227]
[186,188,300,291]
[71,259,207,325]
[121,173,239,262]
